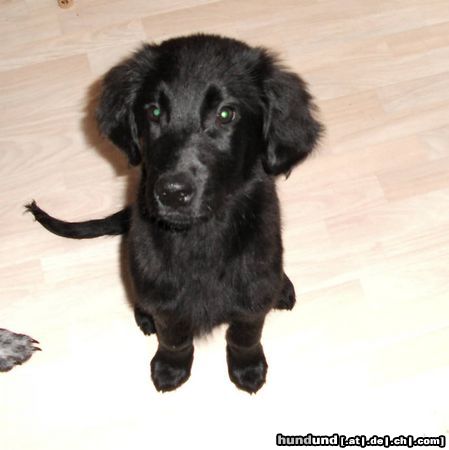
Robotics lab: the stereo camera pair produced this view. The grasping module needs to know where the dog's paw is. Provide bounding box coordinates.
[150,348,193,392]
[0,328,41,372]
[275,274,296,310]
[134,308,156,336]
[226,344,268,394]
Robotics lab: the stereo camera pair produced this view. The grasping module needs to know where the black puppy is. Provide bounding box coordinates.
[27,34,322,393]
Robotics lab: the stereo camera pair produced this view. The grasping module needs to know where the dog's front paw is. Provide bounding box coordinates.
[275,274,296,310]
[226,344,268,394]
[0,328,41,372]
[150,348,193,392]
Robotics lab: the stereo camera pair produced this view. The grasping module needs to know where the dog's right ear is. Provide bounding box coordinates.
[96,44,157,166]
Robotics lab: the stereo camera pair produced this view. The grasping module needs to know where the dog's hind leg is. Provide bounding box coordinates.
[134,308,156,336]
[274,272,296,310]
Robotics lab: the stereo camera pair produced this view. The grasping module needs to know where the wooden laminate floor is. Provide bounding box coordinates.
[1,1,449,448]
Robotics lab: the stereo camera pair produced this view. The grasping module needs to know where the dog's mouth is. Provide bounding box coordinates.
[150,211,210,232]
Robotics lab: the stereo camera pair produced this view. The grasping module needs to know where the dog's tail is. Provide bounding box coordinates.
[25,201,131,239]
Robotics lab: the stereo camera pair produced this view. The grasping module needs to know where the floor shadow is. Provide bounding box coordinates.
[82,79,130,176]
[119,237,138,311]
[82,77,140,312]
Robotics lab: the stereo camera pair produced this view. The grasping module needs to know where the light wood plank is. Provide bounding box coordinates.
[1,0,449,447]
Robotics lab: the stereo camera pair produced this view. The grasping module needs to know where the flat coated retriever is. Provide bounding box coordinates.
[27,34,322,393]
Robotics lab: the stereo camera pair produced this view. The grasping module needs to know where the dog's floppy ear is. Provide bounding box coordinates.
[96,44,157,166]
[261,60,323,176]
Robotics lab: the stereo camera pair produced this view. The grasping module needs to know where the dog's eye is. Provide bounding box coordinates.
[146,104,162,123]
[216,106,236,125]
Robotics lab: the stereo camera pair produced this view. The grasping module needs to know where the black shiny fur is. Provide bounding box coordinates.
[27,34,322,393]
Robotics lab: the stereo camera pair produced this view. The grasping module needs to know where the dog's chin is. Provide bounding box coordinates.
[151,212,210,232]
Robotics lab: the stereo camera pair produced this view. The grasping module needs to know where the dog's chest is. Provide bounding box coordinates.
[129,206,281,333]
[130,224,253,314]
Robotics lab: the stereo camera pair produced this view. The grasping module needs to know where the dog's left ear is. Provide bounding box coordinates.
[96,44,157,166]
[261,63,323,176]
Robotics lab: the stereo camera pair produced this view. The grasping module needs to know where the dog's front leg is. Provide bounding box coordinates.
[226,316,268,394]
[150,318,194,392]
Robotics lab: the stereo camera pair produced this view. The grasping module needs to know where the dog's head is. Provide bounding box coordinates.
[97,34,322,227]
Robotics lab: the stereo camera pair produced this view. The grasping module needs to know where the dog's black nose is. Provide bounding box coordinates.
[154,173,195,209]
